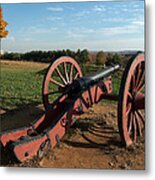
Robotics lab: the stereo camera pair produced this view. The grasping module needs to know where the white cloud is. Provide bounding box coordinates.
[94,16,144,37]
[28,26,57,34]
[122,8,128,12]
[133,4,140,8]
[99,26,135,36]
[47,7,63,11]
[47,16,63,21]
[132,8,144,12]
[66,7,75,11]
[132,20,144,26]
[93,5,106,12]
[67,30,84,39]
[66,17,144,40]
[101,17,141,23]
[102,18,125,22]
[76,10,90,17]
[50,37,144,52]
[76,5,106,18]
[122,4,128,8]
[67,27,96,39]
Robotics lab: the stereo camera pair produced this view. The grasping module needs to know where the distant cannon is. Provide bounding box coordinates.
[0,53,145,162]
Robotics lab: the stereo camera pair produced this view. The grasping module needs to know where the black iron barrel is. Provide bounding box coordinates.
[85,64,120,83]
[68,64,120,95]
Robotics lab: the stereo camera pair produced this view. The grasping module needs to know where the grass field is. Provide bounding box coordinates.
[0,60,121,111]
[0,60,49,111]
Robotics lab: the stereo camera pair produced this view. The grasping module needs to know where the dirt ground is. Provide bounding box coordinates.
[1,102,145,170]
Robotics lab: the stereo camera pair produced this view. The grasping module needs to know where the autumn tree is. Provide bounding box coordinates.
[96,51,107,65]
[0,6,8,57]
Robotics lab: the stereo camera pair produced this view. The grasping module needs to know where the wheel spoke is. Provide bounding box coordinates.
[131,74,136,93]
[127,91,133,101]
[118,53,145,146]
[133,114,137,142]
[136,65,144,91]
[135,64,143,89]
[128,112,133,135]
[74,72,79,80]
[64,62,70,83]
[135,110,145,125]
[55,67,67,85]
[50,78,64,88]
[48,91,61,95]
[126,103,132,116]
[134,64,139,86]
[137,80,145,92]
[69,64,74,83]
[43,57,82,110]
[135,111,142,137]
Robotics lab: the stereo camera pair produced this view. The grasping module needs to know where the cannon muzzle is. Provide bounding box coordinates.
[68,64,120,94]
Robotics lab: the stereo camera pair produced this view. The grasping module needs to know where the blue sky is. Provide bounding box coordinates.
[2,0,144,52]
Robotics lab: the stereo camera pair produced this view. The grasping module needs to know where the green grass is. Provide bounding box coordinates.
[0,61,122,111]
[0,62,46,110]
[112,72,122,95]
[81,64,122,95]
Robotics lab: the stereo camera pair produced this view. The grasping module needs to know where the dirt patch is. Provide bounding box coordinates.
[1,102,145,169]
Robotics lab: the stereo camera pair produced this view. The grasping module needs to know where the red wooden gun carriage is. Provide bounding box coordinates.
[0,53,145,162]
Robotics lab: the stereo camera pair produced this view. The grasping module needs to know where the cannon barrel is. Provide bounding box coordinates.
[85,64,120,83]
[68,64,120,94]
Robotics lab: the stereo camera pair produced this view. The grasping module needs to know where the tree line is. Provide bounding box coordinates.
[1,49,89,64]
[1,49,126,66]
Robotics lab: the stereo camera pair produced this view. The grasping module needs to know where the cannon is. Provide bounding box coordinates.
[0,53,145,162]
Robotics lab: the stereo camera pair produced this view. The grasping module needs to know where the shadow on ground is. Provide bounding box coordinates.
[0,97,44,132]
[63,116,123,152]
[0,97,44,166]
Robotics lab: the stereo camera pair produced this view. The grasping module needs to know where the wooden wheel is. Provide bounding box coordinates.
[42,56,83,110]
[118,53,145,146]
